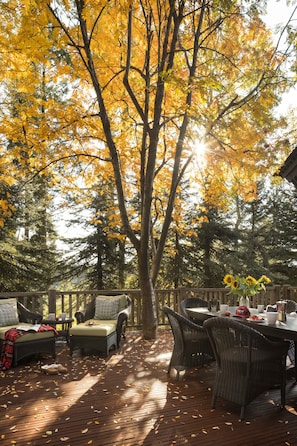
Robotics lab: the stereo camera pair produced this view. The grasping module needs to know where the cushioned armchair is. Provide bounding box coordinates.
[162,305,214,379]
[69,294,131,357]
[0,298,56,368]
[203,317,289,419]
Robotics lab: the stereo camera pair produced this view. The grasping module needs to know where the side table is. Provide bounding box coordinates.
[42,317,74,344]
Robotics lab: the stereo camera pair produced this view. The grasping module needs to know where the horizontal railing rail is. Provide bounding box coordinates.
[1,285,297,329]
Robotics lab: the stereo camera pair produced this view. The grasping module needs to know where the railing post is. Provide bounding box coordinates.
[48,289,57,315]
[282,284,290,300]
[274,285,281,302]
[178,287,187,312]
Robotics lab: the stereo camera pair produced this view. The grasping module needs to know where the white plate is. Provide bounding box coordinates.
[247,318,264,323]
[195,308,209,313]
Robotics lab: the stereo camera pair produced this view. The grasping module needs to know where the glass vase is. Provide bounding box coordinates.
[239,296,250,308]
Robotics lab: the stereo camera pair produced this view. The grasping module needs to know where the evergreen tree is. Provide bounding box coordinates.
[266,183,297,284]
[61,183,130,289]
[0,175,59,291]
[194,204,239,287]
[219,180,297,286]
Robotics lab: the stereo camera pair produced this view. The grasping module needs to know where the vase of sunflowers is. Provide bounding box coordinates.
[223,274,271,308]
[239,295,250,307]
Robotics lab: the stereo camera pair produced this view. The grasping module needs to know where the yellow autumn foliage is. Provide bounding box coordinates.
[0,0,292,268]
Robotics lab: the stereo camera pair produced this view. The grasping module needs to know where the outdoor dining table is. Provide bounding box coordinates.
[187,306,297,379]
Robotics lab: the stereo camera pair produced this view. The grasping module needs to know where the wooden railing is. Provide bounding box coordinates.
[1,285,297,329]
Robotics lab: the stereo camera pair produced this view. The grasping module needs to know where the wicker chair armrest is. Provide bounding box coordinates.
[115,299,132,345]
[116,308,129,326]
[17,301,42,324]
[180,313,209,332]
[262,338,290,356]
[181,319,211,347]
[238,322,290,354]
[119,297,132,318]
[74,310,87,324]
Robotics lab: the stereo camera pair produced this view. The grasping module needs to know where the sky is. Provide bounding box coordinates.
[265,0,296,27]
[263,0,297,115]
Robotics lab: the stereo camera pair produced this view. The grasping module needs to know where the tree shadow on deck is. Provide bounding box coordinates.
[1,331,297,446]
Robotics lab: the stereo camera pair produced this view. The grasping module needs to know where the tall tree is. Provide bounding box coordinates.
[259,182,297,284]
[63,183,128,289]
[0,0,293,337]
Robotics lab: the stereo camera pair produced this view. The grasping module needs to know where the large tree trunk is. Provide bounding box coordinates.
[138,253,157,339]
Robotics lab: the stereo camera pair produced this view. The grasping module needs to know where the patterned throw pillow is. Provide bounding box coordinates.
[114,295,128,311]
[94,297,120,320]
[96,294,128,310]
[0,299,19,327]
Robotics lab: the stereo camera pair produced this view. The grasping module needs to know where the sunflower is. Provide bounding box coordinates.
[259,275,271,284]
[232,279,239,290]
[245,276,257,285]
[223,274,271,296]
[223,274,233,285]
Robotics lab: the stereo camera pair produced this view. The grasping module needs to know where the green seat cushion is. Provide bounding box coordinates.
[70,320,117,337]
[0,298,19,327]
[0,324,55,342]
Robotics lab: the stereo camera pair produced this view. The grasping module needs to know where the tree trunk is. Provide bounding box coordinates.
[138,253,157,339]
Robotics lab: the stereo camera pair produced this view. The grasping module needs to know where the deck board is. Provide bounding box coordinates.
[1,330,297,445]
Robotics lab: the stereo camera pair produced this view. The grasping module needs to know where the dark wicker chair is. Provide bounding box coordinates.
[284,301,297,365]
[180,297,209,324]
[285,300,297,313]
[203,317,289,419]
[0,301,56,367]
[162,305,214,379]
[70,294,131,356]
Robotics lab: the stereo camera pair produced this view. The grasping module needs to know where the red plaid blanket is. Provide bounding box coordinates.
[0,325,57,371]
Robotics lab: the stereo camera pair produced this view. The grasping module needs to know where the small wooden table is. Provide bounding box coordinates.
[42,318,74,344]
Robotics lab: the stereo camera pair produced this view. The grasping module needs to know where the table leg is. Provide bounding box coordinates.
[62,321,72,344]
[295,341,297,381]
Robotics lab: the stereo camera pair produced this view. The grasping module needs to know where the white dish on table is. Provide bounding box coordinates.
[247,318,264,323]
[194,308,209,313]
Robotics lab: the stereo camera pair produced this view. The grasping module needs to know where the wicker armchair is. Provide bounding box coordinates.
[0,300,56,367]
[180,297,209,322]
[162,305,214,379]
[203,317,289,419]
[70,294,131,356]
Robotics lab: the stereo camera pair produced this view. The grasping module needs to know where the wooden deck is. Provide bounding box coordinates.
[1,330,297,446]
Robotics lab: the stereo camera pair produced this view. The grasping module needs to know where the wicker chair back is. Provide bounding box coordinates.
[162,305,214,379]
[203,317,289,419]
